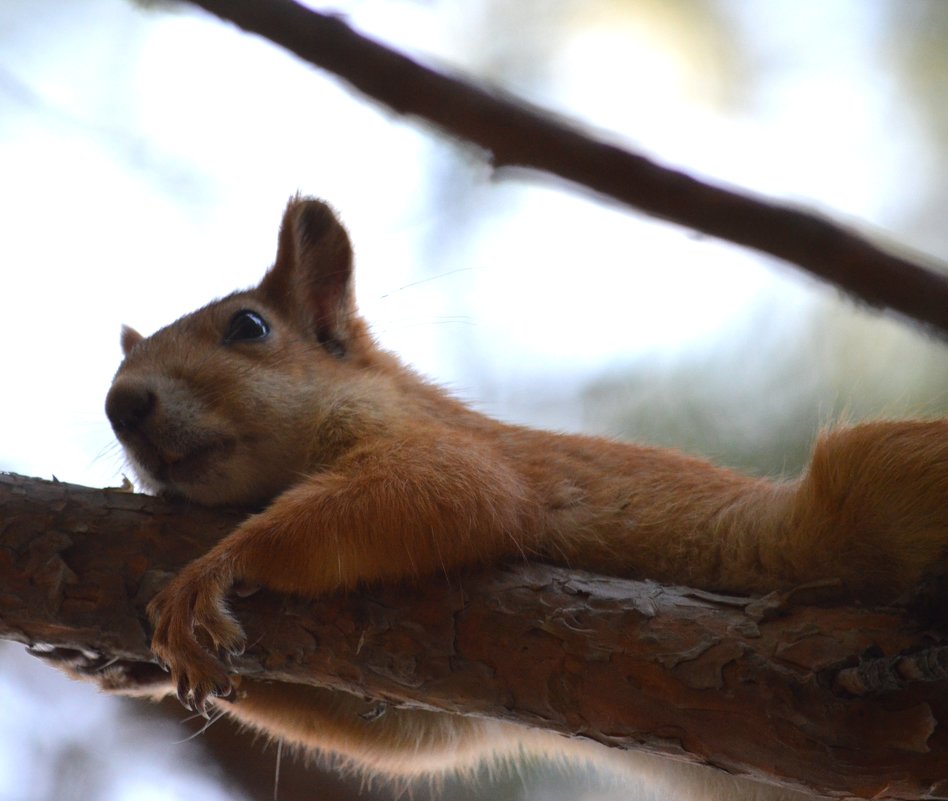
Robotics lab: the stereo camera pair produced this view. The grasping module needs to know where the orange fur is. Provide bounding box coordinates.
[100,197,947,800]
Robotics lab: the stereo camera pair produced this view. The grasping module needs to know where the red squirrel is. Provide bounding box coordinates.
[96,197,945,799]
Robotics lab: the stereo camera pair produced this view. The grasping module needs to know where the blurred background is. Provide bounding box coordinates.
[1,0,946,799]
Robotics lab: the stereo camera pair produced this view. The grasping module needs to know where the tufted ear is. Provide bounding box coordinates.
[120,324,144,356]
[259,196,356,358]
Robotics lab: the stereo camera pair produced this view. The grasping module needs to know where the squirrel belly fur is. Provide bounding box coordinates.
[93,197,947,800]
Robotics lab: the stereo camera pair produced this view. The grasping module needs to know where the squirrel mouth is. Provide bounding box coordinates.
[126,434,236,489]
[165,440,239,485]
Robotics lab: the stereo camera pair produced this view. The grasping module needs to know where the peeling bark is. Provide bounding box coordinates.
[1,473,946,799]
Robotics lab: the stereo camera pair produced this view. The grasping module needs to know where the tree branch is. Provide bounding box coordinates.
[2,473,946,799]
[175,0,948,336]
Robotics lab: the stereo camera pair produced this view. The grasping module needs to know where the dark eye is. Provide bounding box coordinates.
[224,309,270,343]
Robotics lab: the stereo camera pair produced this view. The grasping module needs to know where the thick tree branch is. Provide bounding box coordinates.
[176,0,948,335]
[1,473,946,799]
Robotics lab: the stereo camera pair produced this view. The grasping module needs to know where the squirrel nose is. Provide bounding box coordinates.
[105,381,157,434]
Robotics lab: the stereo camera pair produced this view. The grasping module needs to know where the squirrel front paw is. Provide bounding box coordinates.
[147,555,246,715]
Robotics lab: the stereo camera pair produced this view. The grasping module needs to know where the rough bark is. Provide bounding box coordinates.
[1,472,945,799]
[174,0,948,337]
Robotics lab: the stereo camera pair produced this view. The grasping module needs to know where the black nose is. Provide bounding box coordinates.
[105,381,157,434]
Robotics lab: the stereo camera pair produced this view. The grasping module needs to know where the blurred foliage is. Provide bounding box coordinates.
[884,2,948,151]
[882,1,948,254]
[582,301,948,477]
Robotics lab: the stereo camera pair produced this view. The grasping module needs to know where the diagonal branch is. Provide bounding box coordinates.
[176,0,948,335]
[1,472,946,799]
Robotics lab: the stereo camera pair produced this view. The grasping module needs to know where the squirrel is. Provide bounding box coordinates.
[78,196,948,799]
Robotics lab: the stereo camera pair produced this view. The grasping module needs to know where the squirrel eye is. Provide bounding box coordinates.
[224,309,270,343]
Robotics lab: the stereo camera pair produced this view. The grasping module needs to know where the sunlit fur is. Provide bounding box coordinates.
[103,197,947,801]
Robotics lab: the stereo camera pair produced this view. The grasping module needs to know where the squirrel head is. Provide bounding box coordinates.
[105,196,376,506]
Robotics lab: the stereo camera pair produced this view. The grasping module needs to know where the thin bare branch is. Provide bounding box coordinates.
[176,0,948,335]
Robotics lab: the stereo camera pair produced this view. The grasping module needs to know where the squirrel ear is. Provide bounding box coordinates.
[260,196,356,358]
[120,325,144,356]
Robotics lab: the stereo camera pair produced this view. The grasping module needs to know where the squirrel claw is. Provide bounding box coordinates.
[177,672,232,716]
[224,641,246,657]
